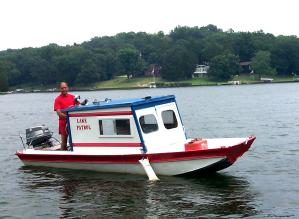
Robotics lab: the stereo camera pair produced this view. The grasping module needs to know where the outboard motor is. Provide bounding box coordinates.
[26,125,53,148]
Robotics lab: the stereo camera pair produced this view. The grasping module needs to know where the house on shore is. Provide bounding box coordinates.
[193,64,209,78]
[240,61,252,73]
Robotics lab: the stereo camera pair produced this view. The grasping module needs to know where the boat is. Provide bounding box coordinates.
[16,95,255,178]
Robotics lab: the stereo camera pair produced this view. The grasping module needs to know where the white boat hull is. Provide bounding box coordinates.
[20,156,225,176]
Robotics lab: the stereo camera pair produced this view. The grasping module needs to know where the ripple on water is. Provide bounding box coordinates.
[277,133,289,137]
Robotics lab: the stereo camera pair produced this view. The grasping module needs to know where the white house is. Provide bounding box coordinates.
[193,64,209,78]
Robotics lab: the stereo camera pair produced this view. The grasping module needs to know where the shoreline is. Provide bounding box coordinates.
[2,79,299,95]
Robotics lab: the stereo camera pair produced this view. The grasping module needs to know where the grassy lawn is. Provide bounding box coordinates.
[232,74,296,83]
[93,76,164,89]
[225,74,298,84]
[94,76,223,88]
[269,75,298,82]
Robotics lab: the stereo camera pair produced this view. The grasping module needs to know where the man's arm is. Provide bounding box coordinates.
[56,109,66,119]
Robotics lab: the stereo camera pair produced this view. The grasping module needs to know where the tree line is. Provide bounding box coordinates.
[1,24,299,91]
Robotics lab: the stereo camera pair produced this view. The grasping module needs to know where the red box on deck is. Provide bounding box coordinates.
[185,139,208,151]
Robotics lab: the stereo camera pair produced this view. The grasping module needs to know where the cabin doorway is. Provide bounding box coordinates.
[135,103,186,153]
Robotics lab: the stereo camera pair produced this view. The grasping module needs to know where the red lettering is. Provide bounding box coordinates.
[84,125,91,130]
[76,124,91,130]
[76,118,87,123]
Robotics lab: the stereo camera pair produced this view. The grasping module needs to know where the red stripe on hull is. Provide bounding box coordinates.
[16,137,255,164]
[69,111,132,117]
[72,143,142,147]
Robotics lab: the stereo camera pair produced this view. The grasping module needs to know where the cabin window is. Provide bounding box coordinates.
[139,114,158,134]
[161,110,178,129]
[99,119,131,136]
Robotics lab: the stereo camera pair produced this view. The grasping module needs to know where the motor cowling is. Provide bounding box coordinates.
[26,125,52,147]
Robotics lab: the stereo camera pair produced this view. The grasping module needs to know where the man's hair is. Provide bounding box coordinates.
[59,82,68,88]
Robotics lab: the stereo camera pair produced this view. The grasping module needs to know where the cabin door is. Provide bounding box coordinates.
[154,103,186,151]
[135,107,162,153]
[135,103,186,153]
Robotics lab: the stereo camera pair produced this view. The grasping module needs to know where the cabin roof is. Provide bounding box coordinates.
[63,95,176,112]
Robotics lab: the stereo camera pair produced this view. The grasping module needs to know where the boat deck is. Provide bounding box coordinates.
[34,144,62,151]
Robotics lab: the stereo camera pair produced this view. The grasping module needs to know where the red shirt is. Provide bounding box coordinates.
[54,94,75,120]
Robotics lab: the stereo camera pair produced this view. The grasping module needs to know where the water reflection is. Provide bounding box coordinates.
[18,167,258,218]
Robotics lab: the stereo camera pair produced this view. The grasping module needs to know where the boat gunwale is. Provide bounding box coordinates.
[16,136,255,164]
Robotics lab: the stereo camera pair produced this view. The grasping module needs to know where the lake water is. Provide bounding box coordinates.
[0,83,299,218]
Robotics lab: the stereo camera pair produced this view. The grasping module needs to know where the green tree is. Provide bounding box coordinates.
[53,46,89,84]
[101,50,117,80]
[251,50,276,78]
[76,59,100,84]
[161,45,197,81]
[117,48,143,78]
[209,53,240,81]
[29,57,54,85]
[0,72,8,91]
[232,32,256,61]
[270,36,299,75]
[0,60,10,91]
[0,60,20,86]
[202,42,224,61]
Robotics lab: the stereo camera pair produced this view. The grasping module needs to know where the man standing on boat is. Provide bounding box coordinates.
[54,82,78,150]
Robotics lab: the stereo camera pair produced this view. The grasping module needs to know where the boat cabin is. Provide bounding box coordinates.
[63,95,187,155]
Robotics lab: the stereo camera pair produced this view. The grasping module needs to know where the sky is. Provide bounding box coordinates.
[1,0,299,51]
